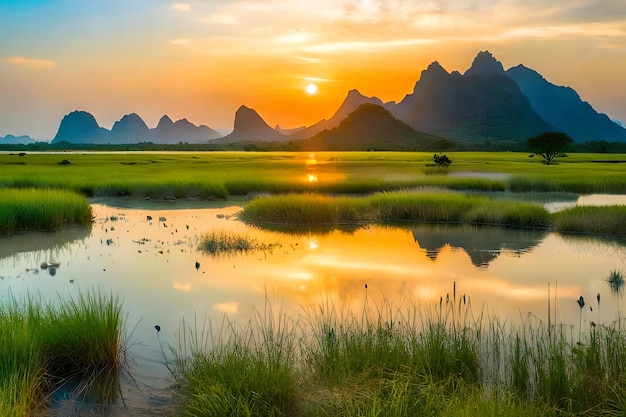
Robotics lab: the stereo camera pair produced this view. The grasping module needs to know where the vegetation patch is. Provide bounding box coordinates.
[171,284,626,416]
[0,188,93,234]
[552,205,626,238]
[198,230,281,255]
[240,191,552,231]
[0,291,124,415]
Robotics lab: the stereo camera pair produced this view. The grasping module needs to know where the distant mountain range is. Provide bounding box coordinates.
[4,51,625,148]
[49,111,221,145]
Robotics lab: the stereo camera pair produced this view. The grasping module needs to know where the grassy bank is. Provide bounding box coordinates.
[2,152,625,199]
[0,188,92,234]
[240,191,626,238]
[552,205,626,239]
[239,191,553,231]
[0,291,123,416]
[172,292,626,416]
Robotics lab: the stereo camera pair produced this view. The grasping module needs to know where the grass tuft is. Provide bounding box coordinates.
[0,188,92,234]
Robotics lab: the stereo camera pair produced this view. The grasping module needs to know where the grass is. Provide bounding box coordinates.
[0,188,92,234]
[197,230,281,255]
[552,205,626,238]
[2,152,625,200]
[0,291,124,416]
[240,190,553,232]
[171,285,626,416]
[241,191,626,239]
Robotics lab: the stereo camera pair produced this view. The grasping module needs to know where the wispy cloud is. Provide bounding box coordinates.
[171,38,192,46]
[3,56,56,68]
[171,2,191,12]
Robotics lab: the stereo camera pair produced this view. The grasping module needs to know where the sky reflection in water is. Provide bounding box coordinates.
[0,199,625,414]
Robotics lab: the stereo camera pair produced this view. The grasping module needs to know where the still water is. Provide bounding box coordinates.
[1,194,625,415]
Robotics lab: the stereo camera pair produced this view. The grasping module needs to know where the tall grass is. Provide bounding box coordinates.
[173,302,298,417]
[552,205,626,238]
[240,190,552,231]
[0,188,92,234]
[197,230,281,255]
[172,284,626,416]
[0,291,124,416]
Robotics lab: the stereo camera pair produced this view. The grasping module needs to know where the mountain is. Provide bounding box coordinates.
[506,65,626,142]
[110,113,150,142]
[299,103,452,151]
[0,134,37,145]
[212,105,286,143]
[151,116,221,144]
[389,51,554,143]
[290,89,384,140]
[51,111,221,144]
[52,110,108,144]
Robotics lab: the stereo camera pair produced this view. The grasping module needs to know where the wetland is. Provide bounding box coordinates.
[1,151,626,415]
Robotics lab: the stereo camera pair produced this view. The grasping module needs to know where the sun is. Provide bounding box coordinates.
[305,83,318,95]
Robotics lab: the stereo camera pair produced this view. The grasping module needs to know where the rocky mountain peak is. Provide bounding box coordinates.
[464,51,505,77]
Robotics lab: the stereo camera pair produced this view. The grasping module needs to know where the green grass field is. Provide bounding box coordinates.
[2,152,625,199]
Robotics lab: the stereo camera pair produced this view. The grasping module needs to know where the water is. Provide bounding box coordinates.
[0,194,625,415]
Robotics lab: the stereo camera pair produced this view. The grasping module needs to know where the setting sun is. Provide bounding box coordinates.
[305,83,318,95]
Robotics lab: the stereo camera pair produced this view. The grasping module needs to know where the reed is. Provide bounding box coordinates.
[173,302,298,417]
[552,205,626,238]
[197,230,281,255]
[172,282,626,416]
[0,291,124,416]
[239,190,552,231]
[0,188,92,234]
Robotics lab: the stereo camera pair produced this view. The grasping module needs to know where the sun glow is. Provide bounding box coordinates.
[307,173,318,183]
[305,83,318,95]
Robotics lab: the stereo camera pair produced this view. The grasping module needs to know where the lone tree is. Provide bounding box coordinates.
[528,132,573,165]
[433,153,452,168]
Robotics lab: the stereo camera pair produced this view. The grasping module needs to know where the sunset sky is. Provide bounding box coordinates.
[1,0,625,139]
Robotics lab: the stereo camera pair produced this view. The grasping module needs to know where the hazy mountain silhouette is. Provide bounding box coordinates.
[38,50,626,146]
[150,115,221,144]
[52,110,108,144]
[51,111,221,144]
[389,52,554,143]
[290,89,385,140]
[110,113,150,142]
[507,65,626,142]
[211,105,286,143]
[299,103,451,151]
[0,134,37,145]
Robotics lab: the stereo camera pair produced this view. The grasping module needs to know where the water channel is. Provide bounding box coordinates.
[1,194,625,415]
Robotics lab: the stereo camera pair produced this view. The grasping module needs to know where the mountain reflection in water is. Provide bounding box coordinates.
[412,225,547,268]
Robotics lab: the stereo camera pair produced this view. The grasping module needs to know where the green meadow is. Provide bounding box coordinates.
[2,151,625,237]
[2,151,626,199]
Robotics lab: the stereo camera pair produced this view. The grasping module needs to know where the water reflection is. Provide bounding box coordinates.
[411,225,546,267]
[0,199,624,415]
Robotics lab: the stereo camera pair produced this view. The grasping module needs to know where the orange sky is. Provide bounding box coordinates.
[1,1,626,139]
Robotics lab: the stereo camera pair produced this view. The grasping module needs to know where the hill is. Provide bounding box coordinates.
[299,103,452,151]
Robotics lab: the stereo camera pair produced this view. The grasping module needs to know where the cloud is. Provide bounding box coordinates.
[173,281,192,292]
[171,38,192,46]
[213,301,239,315]
[3,56,56,68]
[171,2,191,12]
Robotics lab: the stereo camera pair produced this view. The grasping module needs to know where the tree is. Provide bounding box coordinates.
[433,153,452,168]
[528,132,573,165]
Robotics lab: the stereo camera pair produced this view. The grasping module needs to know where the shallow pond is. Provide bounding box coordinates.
[1,194,625,415]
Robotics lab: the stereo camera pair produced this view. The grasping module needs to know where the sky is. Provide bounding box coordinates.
[1,0,626,139]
